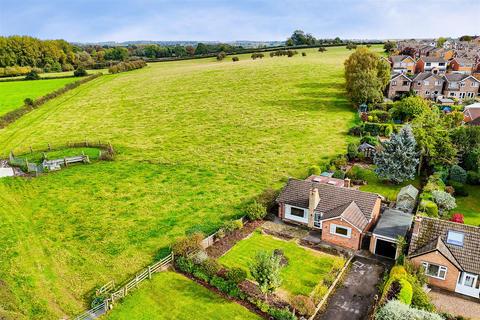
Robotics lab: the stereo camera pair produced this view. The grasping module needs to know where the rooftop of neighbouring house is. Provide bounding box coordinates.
[305,174,346,188]
[373,209,413,240]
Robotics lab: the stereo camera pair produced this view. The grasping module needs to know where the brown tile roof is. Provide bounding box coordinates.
[413,72,444,82]
[419,56,446,63]
[390,55,414,63]
[276,178,379,229]
[408,217,480,274]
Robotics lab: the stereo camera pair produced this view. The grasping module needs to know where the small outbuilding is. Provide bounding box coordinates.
[395,184,419,213]
[358,142,376,159]
[370,209,413,259]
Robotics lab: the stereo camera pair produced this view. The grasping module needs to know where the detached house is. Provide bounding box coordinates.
[411,72,444,99]
[416,57,447,74]
[276,178,381,251]
[463,103,480,124]
[389,55,416,74]
[443,74,480,100]
[387,73,412,99]
[408,217,480,299]
[449,58,475,74]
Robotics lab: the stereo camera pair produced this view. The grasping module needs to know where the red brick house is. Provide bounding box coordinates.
[416,57,447,74]
[276,178,381,251]
[408,217,480,299]
[449,58,475,74]
[443,74,480,100]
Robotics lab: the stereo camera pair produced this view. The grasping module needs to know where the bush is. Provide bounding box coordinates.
[24,98,34,106]
[216,51,226,61]
[347,142,359,160]
[232,56,239,62]
[411,283,435,312]
[449,181,469,197]
[171,232,204,257]
[73,67,88,77]
[175,256,196,274]
[193,269,210,282]
[467,171,480,185]
[200,258,221,277]
[432,190,456,214]
[307,165,321,176]
[318,47,326,52]
[290,295,315,316]
[449,213,464,224]
[301,52,307,56]
[251,53,264,60]
[418,200,439,217]
[108,60,147,74]
[245,201,267,221]
[376,300,443,320]
[346,165,369,181]
[25,70,40,80]
[449,165,467,184]
[390,266,407,278]
[191,250,208,264]
[226,267,247,284]
[332,170,345,179]
[268,307,297,320]
[398,278,413,305]
[223,219,243,233]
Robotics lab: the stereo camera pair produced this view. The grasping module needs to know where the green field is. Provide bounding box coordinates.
[219,231,345,296]
[0,68,108,81]
[0,77,80,116]
[455,185,480,226]
[106,272,260,320]
[0,46,380,319]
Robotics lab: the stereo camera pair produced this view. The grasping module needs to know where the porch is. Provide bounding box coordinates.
[455,272,480,298]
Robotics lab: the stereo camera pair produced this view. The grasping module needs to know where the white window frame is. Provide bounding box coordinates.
[447,230,465,246]
[422,262,448,280]
[329,223,352,238]
[392,80,397,86]
[284,204,308,224]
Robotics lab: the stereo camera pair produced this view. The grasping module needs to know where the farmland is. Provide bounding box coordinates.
[0,77,80,116]
[0,46,381,319]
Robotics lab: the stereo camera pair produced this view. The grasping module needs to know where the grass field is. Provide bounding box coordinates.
[0,77,80,116]
[0,45,381,319]
[0,68,108,81]
[106,272,260,320]
[455,185,480,226]
[219,231,345,296]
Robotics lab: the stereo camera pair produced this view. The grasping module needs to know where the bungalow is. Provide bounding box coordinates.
[416,57,447,74]
[411,72,444,100]
[443,74,480,100]
[387,73,412,100]
[449,58,475,74]
[276,178,382,251]
[408,217,480,299]
[389,55,416,74]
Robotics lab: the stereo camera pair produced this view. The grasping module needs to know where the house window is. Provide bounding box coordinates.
[467,92,474,98]
[422,262,447,280]
[472,82,478,87]
[425,91,430,95]
[402,81,409,86]
[426,62,431,66]
[290,207,306,218]
[424,81,430,86]
[460,82,466,87]
[330,224,351,238]
[447,231,464,246]
[392,80,397,86]
[435,81,440,86]
[450,92,456,97]
[439,62,445,66]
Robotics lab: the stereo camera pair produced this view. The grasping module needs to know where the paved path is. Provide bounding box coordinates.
[429,288,480,320]
[316,256,385,320]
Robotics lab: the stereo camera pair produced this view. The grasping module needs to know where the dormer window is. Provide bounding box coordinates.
[446,230,464,246]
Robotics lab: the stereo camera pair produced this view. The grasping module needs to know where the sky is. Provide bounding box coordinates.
[0,0,479,43]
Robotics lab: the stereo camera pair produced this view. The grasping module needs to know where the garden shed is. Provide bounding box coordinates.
[395,184,419,213]
[358,142,376,159]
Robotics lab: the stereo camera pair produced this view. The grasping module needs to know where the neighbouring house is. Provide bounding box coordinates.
[463,102,480,123]
[419,45,436,58]
[369,209,413,259]
[411,72,444,99]
[276,178,382,251]
[395,184,419,213]
[387,73,412,99]
[389,55,416,74]
[408,217,480,299]
[305,174,349,188]
[443,74,480,100]
[449,58,476,74]
[429,47,454,60]
[416,57,447,74]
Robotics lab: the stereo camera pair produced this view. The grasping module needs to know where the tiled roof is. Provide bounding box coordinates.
[412,72,443,82]
[408,217,480,274]
[419,56,446,63]
[390,55,413,63]
[444,73,470,82]
[410,236,463,271]
[276,178,380,229]
[373,209,413,240]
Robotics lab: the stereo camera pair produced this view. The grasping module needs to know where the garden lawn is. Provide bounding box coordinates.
[357,166,421,201]
[106,272,260,320]
[218,231,345,296]
[455,185,480,226]
[0,77,80,116]
[0,45,381,319]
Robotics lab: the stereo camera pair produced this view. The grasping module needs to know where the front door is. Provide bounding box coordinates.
[456,272,480,298]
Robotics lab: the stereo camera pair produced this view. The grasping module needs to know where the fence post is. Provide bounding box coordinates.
[48,143,51,151]
[30,146,33,154]
[148,266,152,279]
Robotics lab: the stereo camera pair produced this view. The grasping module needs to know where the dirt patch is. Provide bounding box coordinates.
[206,220,264,259]
[239,280,290,310]
[261,221,309,239]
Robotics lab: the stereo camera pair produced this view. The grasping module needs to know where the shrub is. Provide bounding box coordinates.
[418,200,438,217]
[301,52,307,56]
[307,165,321,176]
[332,170,345,179]
[175,256,195,274]
[226,267,247,284]
[245,201,267,221]
[290,295,315,316]
[398,278,413,305]
[171,232,204,257]
[330,154,348,168]
[449,181,469,197]
[449,213,464,224]
[249,250,283,295]
[346,165,369,181]
[73,67,88,77]
[411,283,435,312]
[223,219,243,233]
[268,307,297,320]
[467,171,480,185]
[191,250,208,264]
[216,51,226,61]
[25,70,40,80]
[193,269,210,282]
[390,266,407,278]
[232,56,239,62]
[318,47,326,52]
[347,142,359,160]
[251,53,264,60]
[200,258,221,277]
[24,98,34,106]
[376,300,443,320]
[384,124,394,137]
[432,190,456,214]
[449,165,467,184]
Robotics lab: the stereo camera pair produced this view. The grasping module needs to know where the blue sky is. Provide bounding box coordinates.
[0,0,479,42]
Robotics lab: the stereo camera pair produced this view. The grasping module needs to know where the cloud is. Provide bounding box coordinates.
[0,0,478,42]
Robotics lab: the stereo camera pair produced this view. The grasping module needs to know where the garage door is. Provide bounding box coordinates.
[375,238,397,259]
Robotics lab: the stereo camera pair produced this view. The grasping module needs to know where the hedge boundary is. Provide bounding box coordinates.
[0,73,102,129]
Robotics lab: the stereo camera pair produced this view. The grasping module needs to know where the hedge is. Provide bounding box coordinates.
[376,300,443,320]
[108,60,147,74]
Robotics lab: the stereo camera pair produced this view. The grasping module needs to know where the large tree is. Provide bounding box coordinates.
[391,96,431,122]
[344,47,390,105]
[374,125,419,183]
[286,30,316,46]
[383,41,396,53]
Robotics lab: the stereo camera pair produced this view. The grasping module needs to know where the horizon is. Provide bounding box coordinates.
[1,0,479,43]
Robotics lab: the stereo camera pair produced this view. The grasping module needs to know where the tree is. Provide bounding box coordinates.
[344,47,390,105]
[194,43,209,55]
[286,30,316,46]
[436,37,447,48]
[185,45,195,56]
[449,165,467,183]
[391,96,431,122]
[249,251,283,297]
[432,190,456,215]
[73,67,88,77]
[383,41,396,53]
[374,125,419,183]
[459,35,473,42]
[25,70,40,80]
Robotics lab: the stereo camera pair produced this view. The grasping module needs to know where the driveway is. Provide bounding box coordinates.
[316,256,386,320]
[428,288,480,320]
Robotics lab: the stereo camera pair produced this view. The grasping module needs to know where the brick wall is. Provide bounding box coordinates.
[410,251,461,292]
[322,218,361,250]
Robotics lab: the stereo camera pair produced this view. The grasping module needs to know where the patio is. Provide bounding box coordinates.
[428,287,480,320]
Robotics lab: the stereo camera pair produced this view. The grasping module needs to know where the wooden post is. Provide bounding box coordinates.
[30,146,33,154]
[64,157,67,167]
[48,143,51,151]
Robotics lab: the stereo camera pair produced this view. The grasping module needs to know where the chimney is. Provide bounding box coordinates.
[344,178,351,188]
[412,216,422,236]
[308,187,320,228]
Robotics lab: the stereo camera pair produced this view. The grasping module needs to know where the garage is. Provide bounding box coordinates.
[374,238,397,259]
